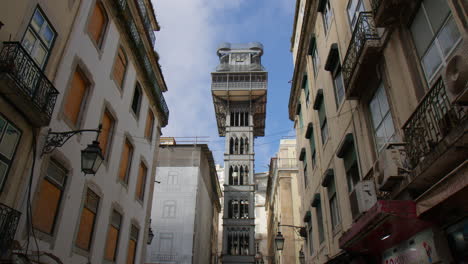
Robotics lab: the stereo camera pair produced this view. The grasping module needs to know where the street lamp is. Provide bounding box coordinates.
[42,125,104,175]
[275,231,285,251]
[299,247,305,264]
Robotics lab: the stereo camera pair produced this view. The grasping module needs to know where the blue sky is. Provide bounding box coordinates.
[152,0,296,173]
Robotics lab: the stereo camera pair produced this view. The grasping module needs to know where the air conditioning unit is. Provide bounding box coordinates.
[445,42,468,105]
[375,145,407,192]
[349,181,377,220]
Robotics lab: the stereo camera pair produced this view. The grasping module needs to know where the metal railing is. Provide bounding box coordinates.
[114,0,169,125]
[0,203,21,253]
[212,81,267,90]
[342,12,380,88]
[134,0,156,46]
[403,78,466,168]
[0,42,59,120]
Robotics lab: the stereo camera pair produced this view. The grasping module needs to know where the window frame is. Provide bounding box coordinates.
[144,109,155,141]
[136,161,147,202]
[368,82,396,152]
[87,1,109,49]
[118,138,134,184]
[409,2,462,83]
[104,209,122,261]
[131,83,143,117]
[162,200,176,218]
[21,5,57,69]
[327,176,341,230]
[346,0,365,32]
[0,114,22,192]
[75,188,100,251]
[332,64,345,109]
[112,46,128,88]
[322,0,333,34]
[316,199,325,244]
[99,108,115,159]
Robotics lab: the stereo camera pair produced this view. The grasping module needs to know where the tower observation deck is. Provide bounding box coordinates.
[212,42,267,263]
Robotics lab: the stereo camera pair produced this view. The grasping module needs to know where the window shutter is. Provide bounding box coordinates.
[145,110,154,139]
[118,140,132,182]
[64,70,87,125]
[113,48,127,86]
[88,3,106,45]
[105,226,119,260]
[126,239,136,264]
[76,208,95,250]
[32,180,61,234]
[136,162,147,200]
[99,110,113,156]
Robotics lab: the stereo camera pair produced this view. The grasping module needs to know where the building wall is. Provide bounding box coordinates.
[6,0,165,263]
[290,0,468,263]
[254,172,268,262]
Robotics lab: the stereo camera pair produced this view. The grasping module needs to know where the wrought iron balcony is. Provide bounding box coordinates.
[0,42,59,126]
[134,0,156,46]
[342,12,381,99]
[403,78,467,168]
[114,0,169,126]
[0,203,21,253]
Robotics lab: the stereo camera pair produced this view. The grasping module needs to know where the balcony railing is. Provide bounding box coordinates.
[212,81,267,90]
[0,42,59,125]
[0,203,21,253]
[342,12,380,98]
[277,158,297,169]
[403,78,466,168]
[134,0,156,46]
[114,0,169,125]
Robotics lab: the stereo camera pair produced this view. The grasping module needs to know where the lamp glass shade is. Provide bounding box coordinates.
[275,231,285,251]
[81,141,104,175]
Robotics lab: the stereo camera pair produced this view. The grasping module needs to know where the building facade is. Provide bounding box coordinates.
[211,42,268,263]
[265,139,303,264]
[0,0,169,263]
[145,141,222,264]
[289,0,467,263]
[254,171,269,263]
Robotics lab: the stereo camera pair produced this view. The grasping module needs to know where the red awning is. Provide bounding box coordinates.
[339,200,432,254]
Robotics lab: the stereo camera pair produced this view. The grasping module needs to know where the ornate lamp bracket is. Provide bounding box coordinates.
[42,125,102,155]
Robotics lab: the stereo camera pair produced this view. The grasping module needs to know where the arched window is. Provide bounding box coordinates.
[229,137,234,154]
[243,166,249,185]
[234,138,239,154]
[239,166,244,185]
[245,138,249,154]
[230,112,234,126]
[240,138,244,154]
[229,166,233,185]
[233,166,239,185]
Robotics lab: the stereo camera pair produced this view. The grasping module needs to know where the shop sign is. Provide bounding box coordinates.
[382,229,440,264]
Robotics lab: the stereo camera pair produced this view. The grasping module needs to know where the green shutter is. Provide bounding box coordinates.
[318,102,326,126]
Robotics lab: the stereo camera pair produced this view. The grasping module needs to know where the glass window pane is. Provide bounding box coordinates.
[383,114,396,141]
[410,9,433,57]
[438,16,461,56]
[47,161,67,187]
[0,117,6,135]
[424,0,450,33]
[378,85,390,116]
[22,30,37,53]
[375,125,386,150]
[33,44,48,67]
[0,124,21,159]
[42,24,55,47]
[422,42,443,80]
[369,96,381,128]
[31,10,45,32]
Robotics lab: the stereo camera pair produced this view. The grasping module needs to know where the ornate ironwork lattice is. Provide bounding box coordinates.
[0,42,59,120]
[113,0,169,125]
[0,203,21,253]
[403,78,466,168]
[342,12,380,89]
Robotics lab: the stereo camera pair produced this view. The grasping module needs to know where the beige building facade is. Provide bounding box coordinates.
[266,139,303,264]
[0,0,169,263]
[289,0,467,263]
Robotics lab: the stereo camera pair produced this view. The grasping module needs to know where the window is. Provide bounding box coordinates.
[230,112,249,127]
[298,104,303,129]
[98,109,115,157]
[32,160,67,234]
[88,2,108,47]
[113,47,127,87]
[309,37,320,78]
[303,155,308,187]
[318,101,328,144]
[302,75,310,107]
[76,189,100,250]
[131,84,142,116]
[126,225,139,264]
[316,200,325,244]
[159,233,173,253]
[410,0,461,81]
[369,82,395,151]
[167,171,178,185]
[343,145,360,192]
[136,162,147,201]
[227,229,250,255]
[104,210,122,261]
[347,0,365,30]
[307,223,313,255]
[0,116,21,191]
[118,139,133,184]
[332,66,345,108]
[21,7,56,68]
[144,110,155,140]
[64,69,89,126]
[322,0,333,34]
[163,201,176,218]
[327,176,341,229]
[306,123,316,169]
